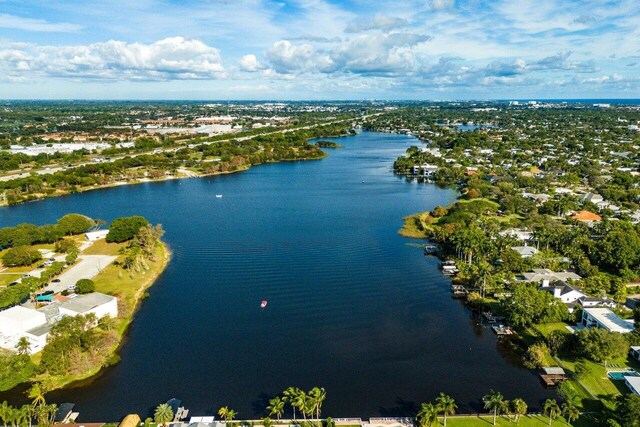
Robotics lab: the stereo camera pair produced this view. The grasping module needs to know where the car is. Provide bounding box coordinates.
[51,279,61,283]
[22,274,30,278]
[8,282,18,287]
[49,258,56,261]
[42,290,54,295]
[37,264,46,268]
[67,285,76,291]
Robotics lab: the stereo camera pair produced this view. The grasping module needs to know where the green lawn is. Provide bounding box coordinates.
[444,414,598,426]
[0,273,22,287]
[534,322,571,338]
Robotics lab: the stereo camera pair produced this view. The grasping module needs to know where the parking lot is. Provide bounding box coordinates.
[42,255,117,293]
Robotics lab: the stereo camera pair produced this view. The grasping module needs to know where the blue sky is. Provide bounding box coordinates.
[0,0,639,99]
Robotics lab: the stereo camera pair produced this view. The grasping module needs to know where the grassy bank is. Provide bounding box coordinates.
[443,414,598,426]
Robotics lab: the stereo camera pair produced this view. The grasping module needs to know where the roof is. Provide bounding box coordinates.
[540,283,583,296]
[54,403,74,422]
[542,367,566,375]
[583,307,635,333]
[511,246,538,256]
[521,269,582,282]
[572,210,602,221]
[60,292,115,314]
[625,376,640,395]
[0,306,46,332]
[26,323,53,337]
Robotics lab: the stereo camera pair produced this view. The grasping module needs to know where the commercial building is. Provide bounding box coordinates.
[0,306,50,354]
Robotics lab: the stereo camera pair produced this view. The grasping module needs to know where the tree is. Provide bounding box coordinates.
[435,393,456,427]
[54,238,77,254]
[511,398,527,425]
[616,393,640,427]
[417,402,438,427]
[267,397,284,420]
[308,387,326,419]
[16,337,30,355]
[562,400,580,426]
[57,214,94,235]
[0,401,12,427]
[19,404,34,427]
[523,342,550,369]
[107,216,149,243]
[75,279,95,294]
[577,328,628,363]
[503,284,569,327]
[483,390,505,426]
[2,246,42,267]
[283,387,301,420]
[543,399,560,427]
[154,403,174,427]
[28,382,46,407]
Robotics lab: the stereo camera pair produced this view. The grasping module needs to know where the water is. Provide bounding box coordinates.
[0,132,555,420]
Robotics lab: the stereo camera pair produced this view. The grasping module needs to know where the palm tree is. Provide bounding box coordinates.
[0,401,12,427]
[28,384,46,408]
[435,393,457,427]
[154,403,174,427]
[511,398,528,424]
[543,399,560,427]
[16,337,30,356]
[482,390,505,426]
[416,402,438,427]
[283,387,301,420]
[292,390,308,421]
[561,401,580,426]
[267,397,284,420]
[19,404,34,427]
[308,387,326,419]
[218,407,237,422]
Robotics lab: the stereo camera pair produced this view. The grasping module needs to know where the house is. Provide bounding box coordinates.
[540,282,586,304]
[579,296,617,309]
[411,164,439,178]
[85,229,109,241]
[59,292,118,319]
[630,346,640,362]
[625,376,640,395]
[519,269,582,283]
[0,306,50,354]
[511,246,538,258]
[500,228,533,242]
[582,192,604,204]
[571,210,602,223]
[581,307,635,333]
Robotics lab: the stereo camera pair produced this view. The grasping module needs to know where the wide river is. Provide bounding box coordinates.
[0,131,555,420]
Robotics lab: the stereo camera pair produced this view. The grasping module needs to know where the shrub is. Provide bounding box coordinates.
[75,279,95,294]
[107,216,149,243]
[2,246,42,267]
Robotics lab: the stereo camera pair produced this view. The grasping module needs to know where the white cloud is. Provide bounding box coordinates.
[266,40,334,74]
[238,54,264,72]
[0,36,226,81]
[0,13,83,33]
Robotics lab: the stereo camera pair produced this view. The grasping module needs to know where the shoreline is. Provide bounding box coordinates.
[0,153,328,208]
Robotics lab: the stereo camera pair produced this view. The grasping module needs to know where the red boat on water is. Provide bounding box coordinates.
[261,300,268,308]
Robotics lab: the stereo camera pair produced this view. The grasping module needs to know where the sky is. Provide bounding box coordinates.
[0,0,639,100]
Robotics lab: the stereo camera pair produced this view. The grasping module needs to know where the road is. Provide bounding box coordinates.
[0,114,380,183]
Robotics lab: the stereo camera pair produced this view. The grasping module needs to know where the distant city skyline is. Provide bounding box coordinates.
[0,0,639,99]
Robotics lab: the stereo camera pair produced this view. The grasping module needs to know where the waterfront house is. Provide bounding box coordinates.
[0,306,49,354]
[85,229,109,241]
[625,376,640,395]
[519,269,582,283]
[540,282,586,304]
[579,296,617,309]
[581,307,634,333]
[500,228,533,243]
[631,346,640,362]
[59,292,118,319]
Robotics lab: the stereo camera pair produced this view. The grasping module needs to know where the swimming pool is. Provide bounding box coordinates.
[608,370,639,380]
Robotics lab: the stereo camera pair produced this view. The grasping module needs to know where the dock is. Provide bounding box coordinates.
[491,324,515,335]
[539,367,567,387]
[451,284,468,298]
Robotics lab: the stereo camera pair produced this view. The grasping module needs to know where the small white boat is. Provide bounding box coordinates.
[261,300,268,308]
[215,194,223,198]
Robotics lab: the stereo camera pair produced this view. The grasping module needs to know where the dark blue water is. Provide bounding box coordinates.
[0,132,555,420]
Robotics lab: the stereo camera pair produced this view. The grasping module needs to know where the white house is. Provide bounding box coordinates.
[540,283,586,304]
[511,246,538,258]
[579,296,617,309]
[631,346,640,362]
[500,228,533,242]
[625,376,640,395]
[0,306,49,354]
[581,307,635,333]
[519,269,582,283]
[59,292,118,319]
[85,229,109,241]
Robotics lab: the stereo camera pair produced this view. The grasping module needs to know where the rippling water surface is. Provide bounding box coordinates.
[0,132,555,420]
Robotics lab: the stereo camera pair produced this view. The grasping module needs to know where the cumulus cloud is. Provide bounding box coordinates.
[345,15,409,33]
[0,13,83,33]
[238,54,264,72]
[265,32,431,76]
[0,37,226,81]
